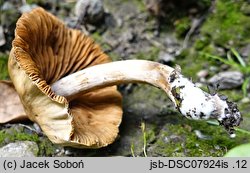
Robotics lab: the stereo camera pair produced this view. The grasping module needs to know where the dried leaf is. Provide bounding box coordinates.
[0,80,28,123]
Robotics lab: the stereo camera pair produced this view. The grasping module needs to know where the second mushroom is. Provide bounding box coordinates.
[8,8,242,148]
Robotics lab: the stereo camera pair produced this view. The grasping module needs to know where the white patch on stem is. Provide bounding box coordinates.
[170,75,229,121]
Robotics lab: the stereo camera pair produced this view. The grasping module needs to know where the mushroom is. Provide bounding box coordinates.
[8,8,241,148]
[8,7,122,148]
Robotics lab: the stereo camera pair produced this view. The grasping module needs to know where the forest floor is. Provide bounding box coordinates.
[0,0,250,156]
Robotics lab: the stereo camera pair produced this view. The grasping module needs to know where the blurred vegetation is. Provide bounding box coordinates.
[200,0,250,48]
[0,53,9,80]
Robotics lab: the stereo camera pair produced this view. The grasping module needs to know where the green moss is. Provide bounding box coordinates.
[145,125,157,144]
[121,0,146,12]
[200,0,250,48]
[0,126,57,156]
[194,35,211,51]
[220,90,244,102]
[26,0,45,5]
[239,102,250,117]
[91,32,113,53]
[0,127,39,146]
[37,138,57,156]
[0,54,9,80]
[26,0,36,4]
[134,47,160,61]
[153,118,250,157]
[175,49,206,80]
[192,0,250,72]
[134,0,146,12]
[124,84,167,108]
[236,99,250,132]
[174,17,191,38]
[0,0,3,8]
[91,32,103,44]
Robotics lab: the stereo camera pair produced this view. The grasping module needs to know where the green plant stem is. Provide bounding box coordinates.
[201,49,250,98]
[242,77,250,98]
[130,143,135,157]
[231,48,246,67]
[141,122,148,157]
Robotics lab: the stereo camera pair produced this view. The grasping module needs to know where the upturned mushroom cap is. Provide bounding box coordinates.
[8,7,122,148]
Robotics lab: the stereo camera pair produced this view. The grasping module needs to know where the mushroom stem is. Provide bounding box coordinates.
[51,60,176,102]
[51,60,242,136]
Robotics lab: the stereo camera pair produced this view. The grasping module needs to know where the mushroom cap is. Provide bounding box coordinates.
[8,7,123,148]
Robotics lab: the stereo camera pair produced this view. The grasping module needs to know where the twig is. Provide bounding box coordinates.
[182,0,217,50]
[18,123,39,134]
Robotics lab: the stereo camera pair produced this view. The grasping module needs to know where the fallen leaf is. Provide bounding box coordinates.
[0,80,28,123]
[224,143,250,157]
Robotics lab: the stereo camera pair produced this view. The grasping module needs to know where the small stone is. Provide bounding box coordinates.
[55,148,65,156]
[75,0,105,25]
[195,82,204,88]
[209,66,218,72]
[163,136,169,143]
[240,44,250,58]
[33,123,42,134]
[216,47,226,57]
[241,97,250,103]
[19,4,38,14]
[194,130,211,140]
[214,145,221,150]
[104,14,118,28]
[0,141,39,157]
[221,64,230,71]
[208,71,244,89]
[197,69,209,83]
[241,3,250,15]
[164,135,183,144]
[164,34,181,55]
[55,148,62,153]
[196,69,208,78]
[2,1,15,11]
[230,133,236,138]
[158,51,175,64]
[65,149,74,156]
[121,30,135,42]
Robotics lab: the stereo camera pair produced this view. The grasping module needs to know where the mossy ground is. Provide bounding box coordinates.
[200,0,250,48]
[151,119,250,157]
[0,125,57,156]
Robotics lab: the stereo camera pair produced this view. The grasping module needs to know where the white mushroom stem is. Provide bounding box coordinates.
[52,60,176,102]
[51,60,242,136]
